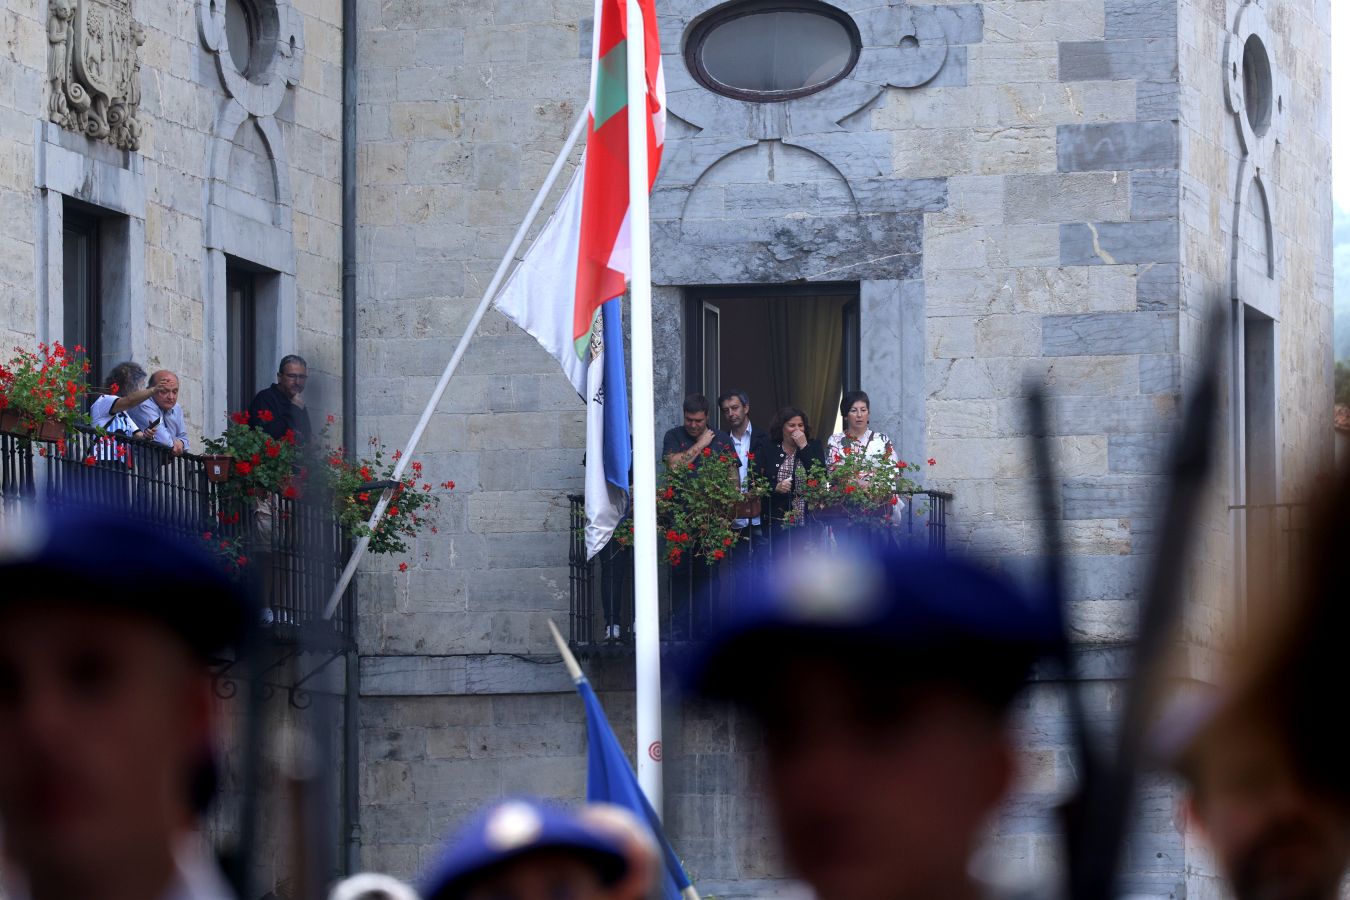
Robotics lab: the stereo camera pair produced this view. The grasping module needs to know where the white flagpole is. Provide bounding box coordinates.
[625,0,663,817]
[321,111,587,621]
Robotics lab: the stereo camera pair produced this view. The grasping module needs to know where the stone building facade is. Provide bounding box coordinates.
[0,0,1333,895]
[352,0,1331,897]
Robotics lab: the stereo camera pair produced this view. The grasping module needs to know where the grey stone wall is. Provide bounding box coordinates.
[352,0,1329,897]
[0,0,343,436]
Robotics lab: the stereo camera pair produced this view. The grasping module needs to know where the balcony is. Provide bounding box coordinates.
[566,490,951,653]
[0,426,352,649]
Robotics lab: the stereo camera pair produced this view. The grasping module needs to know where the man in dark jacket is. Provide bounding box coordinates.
[248,355,313,445]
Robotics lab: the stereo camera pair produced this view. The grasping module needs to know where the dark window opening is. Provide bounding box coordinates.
[685,0,861,103]
[62,204,102,386]
[226,260,259,414]
[685,282,859,437]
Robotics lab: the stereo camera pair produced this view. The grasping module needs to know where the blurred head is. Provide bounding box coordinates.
[0,506,247,898]
[106,361,146,396]
[682,394,710,439]
[770,406,812,445]
[422,799,632,900]
[840,391,870,433]
[0,602,214,894]
[277,354,308,400]
[687,545,1056,900]
[718,390,750,432]
[1182,701,1350,900]
[329,873,422,900]
[149,371,179,412]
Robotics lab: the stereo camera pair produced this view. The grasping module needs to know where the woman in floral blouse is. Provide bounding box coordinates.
[827,390,898,470]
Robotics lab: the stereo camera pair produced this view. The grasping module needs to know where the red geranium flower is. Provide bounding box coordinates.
[283,485,298,499]
[722,537,732,547]
[718,455,727,463]
[235,461,253,475]
[257,409,274,422]
[83,456,95,466]
[897,460,908,468]
[662,487,674,499]
[666,529,678,541]
[63,395,75,409]
[359,466,372,480]
[265,442,280,458]
[388,506,399,516]
[702,447,712,457]
[398,562,408,572]
[442,480,455,490]
[43,403,55,416]
[230,411,249,425]
[890,496,899,506]
[927,457,936,466]
[236,556,248,567]
[283,429,297,445]
[326,414,336,425]
[358,492,370,502]
[713,550,725,561]
[844,485,857,494]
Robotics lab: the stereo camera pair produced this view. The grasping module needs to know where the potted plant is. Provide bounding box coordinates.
[649,447,769,566]
[0,342,92,441]
[202,411,301,509]
[794,453,931,530]
[324,436,452,560]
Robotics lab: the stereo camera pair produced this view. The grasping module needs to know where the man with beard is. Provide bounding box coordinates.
[0,505,250,900]
[685,542,1058,900]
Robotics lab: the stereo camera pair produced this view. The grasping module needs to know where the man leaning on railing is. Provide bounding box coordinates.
[127,370,189,456]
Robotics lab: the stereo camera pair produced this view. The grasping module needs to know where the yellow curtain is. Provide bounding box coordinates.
[768,297,845,440]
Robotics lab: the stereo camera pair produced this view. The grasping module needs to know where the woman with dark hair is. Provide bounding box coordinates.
[754,406,826,554]
[827,390,898,469]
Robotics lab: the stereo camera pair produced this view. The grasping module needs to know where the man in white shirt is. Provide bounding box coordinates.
[718,389,766,565]
[128,371,189,456]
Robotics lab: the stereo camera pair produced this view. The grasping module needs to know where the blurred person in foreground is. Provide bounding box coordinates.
[419,797,657,900]
[0,505,251,900]
[1159,464,1350,900]
[685,542,1059,900]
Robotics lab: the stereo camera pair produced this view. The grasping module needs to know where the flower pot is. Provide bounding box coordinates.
[203,455,233,483]
[35,417,65,443]
[732,498,762,519]
[0,409,24,436]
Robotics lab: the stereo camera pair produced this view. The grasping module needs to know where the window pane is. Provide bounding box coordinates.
[62,214,99,384]
[697,8,856,97]
[226,268,257,413]
[225,0,255,75]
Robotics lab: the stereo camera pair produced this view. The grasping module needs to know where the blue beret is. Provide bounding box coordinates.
[684,541,1062,706]
[0,503,253,658]
[421,798,630,900]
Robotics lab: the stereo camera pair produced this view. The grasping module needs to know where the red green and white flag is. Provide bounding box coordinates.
[495,0,664,556]
[496,0,665,395]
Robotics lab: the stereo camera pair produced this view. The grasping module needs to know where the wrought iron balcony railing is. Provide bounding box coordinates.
[567,490,951,653]
[0,426,352,648]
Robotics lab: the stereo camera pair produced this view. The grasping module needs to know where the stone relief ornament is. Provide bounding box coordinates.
[48,0,144,150]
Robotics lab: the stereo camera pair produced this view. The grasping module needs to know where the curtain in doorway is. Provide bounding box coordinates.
[768,297,845,442]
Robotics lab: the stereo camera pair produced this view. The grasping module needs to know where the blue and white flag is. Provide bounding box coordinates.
[583,298,631,558]
[577,674,696,900]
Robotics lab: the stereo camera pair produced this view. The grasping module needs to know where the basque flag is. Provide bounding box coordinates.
[493,0,662,557]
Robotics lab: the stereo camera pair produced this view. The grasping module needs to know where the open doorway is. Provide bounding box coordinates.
[684,283,860,438]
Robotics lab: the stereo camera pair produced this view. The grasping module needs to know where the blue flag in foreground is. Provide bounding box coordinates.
[577,677,695,900]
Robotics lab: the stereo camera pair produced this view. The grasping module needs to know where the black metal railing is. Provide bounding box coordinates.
[0,425,351,646]
[1229,500,1313,608]
[568,490,952,650]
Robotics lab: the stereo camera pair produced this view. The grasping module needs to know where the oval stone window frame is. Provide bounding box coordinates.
[685,0,862,103]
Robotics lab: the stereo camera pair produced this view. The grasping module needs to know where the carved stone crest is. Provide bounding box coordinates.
[48,0,144,150]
